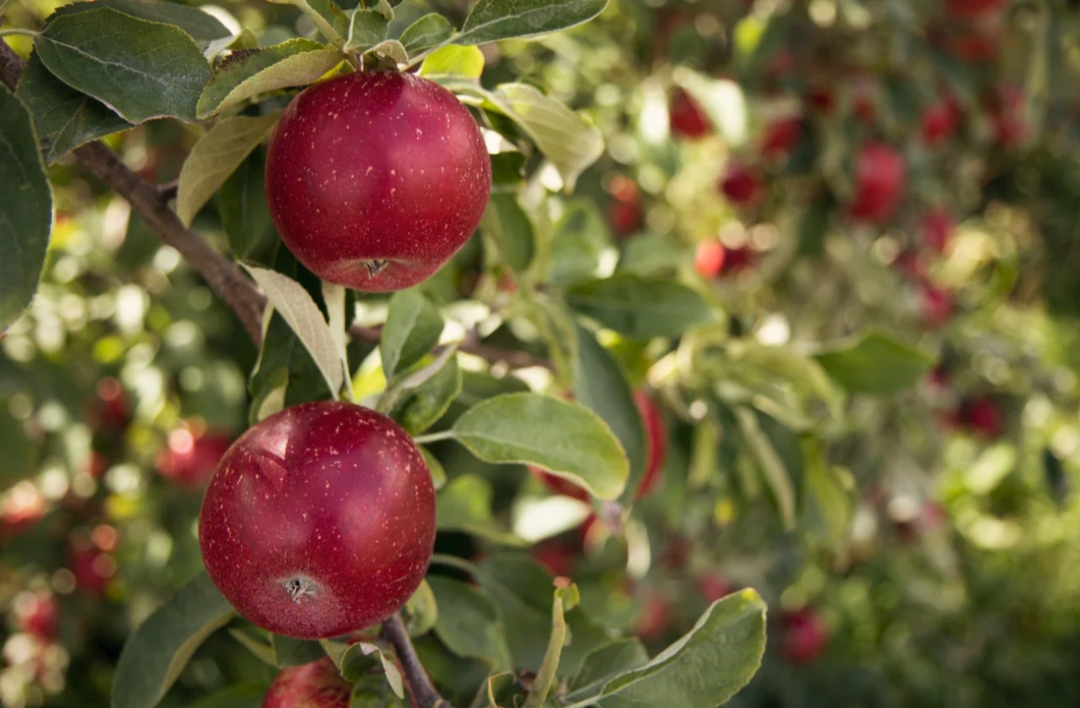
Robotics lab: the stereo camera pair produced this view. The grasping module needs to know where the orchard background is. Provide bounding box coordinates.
[3,0,1080,706]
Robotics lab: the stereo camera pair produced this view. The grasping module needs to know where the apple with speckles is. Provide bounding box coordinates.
[849,142,905,225]
[262,657,351,708]
[265,71,491,292]
[198,401,436,639]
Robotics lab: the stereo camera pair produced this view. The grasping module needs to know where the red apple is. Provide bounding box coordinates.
[265,72,491,292]
[780,608,829,663]
[920,286,953,328]
[1,482,47,539]
[761,115,802,158]
[262,657,351,708]
[155,427,232,490]
[921,100,961,147]
[696,574,730,603]
[532,539,578,578]
[719,163,763,206]
[948,31,1000,63]
[69,540,115,596]
[921,209,955,254]
[807,88,835,114]
[13,591,59,640]
[988,84,1029,148]
[199,401,436,639]
[946,0,1007,17]
[694,240,726,279]
[960,397,1003,438]
[607,175,643,236]
[88,377,130,433]
[635,591,672,641]
[848,142,905,225]
[532,391,667,501]
[669,88,711,140]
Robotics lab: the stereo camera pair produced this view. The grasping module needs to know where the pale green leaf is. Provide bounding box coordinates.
[267,0,349,48]
[457,0,609,46]
[419,45,485,80]
[380,290,443,382]
[399,13,454,54]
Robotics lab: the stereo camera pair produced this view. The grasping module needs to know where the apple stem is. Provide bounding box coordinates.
[412,430,454,445]
[381,612,452,708]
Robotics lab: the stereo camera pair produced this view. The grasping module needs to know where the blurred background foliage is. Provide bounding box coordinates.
[4,0,1080,706]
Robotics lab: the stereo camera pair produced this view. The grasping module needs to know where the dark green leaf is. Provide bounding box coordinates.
[395,357,462,435]
[345,9,390,54]
[436,474,523,546]
[35,8,211,123]
[548,198,611,285]
[398,13,453,54]
[403,579,438,638]
[381,291,443,382]
[272,635,326,667]
[813,332,935,395]
[457,0,609,46]
[567,639,649,698]
[474,554,552,672]
[581,591,766,708]
[220,147,278,262]
[184,683,268,708]
[111,573,236,708]
[267,0,350,48]
[15,51,133,164]
[450,393,629,500]
[427,575,513,669]
[0,407,36,489]
[574,323,646,502]
[566,274,714,340]
[479,194,534,274]
[0,86,52,334]
[197,39,343,119]
[88,0,231,43]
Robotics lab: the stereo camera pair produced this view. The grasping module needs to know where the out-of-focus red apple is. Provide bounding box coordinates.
[808,88,835,114]
[781,608,829,663]
[635,591,672,641]
[920,286,953,328]
[154,426,233,490]
[761,115,802,158]
[696,574,731,603]
[849,142,906,225]
[946,0,1008,17]
[695,241,754,279]
[533,391,667,502]
[719,163,763,206]
[532,539,578,578]
[262,657,351,708]
[948,31,1000,63]
[921,209,955,254]
[1,482,47,539]
[988,84,1029,148]
[669,88,711,140]
[921,100,961,147]
[13,591,58,640]
[87,377,130,434]
[69,539,116,596]
[607,175,643,236]
[960,397,1003,438]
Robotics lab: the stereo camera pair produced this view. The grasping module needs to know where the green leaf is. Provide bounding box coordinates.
[419,45,485,80]
[184,683,268,708]
[0,86,52,334]
[473,554,551,672]
[574,323,646,501]
[197,39,344,119]
[345,9,390,54]
[15,51,133,164]
[572,590,766,708]
[813,332,935,395]
[427,575,513,669]
[450,393,628,500]
[177,114,278,226]
[566,274,714,340]
[487,82,603,191]
[271,635,326,667]
[89,0,232,44]
[111,573,236,708]
[524,585,579,708]
[419,447,447,490]
[0,407,37,489]
[267,0,350,48]
[35,8,211,123]
[403,579,438,637]
[241,265,346,398]
[548,198,611,286]
[735,407,797,531]
[398,13,454,54]
[395,357,462,435]
[219,147,277,262]
[478,193,534,274]
[456,0,609,46]
[567,640,649,697]
[436,474,524,546]
[227,627,278,666]
[381,291,443,382]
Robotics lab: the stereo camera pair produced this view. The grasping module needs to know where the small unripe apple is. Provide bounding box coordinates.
[262,657,351,708]
[719,163,763,206]
[780,608,828,663]
[265,71,491,292]
[920,209,955,254]
[13,591,58,640]
[155,427,232,490]
[199,401,436,639]
[848,142,905,225]
[921,101,961,147]
[532,391,667,501]
[669,88,711,140]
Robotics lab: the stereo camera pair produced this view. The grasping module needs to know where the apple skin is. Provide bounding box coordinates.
[780,608,829,664]
[960,397,1003,438]
[533,391,667,501]
[719,163,763,206]
[265,71,491,292]
[635,590,672,641]
[669,88,711,140]
[921,209,955,254]
[199,401,437,639]
[761,116,802,158]
[14,591,59,640]
[262,657,351,708]
[607,175,643,236]
[921,101,961,147]
[695,241,753,279]
[848,142,905,225]
[920,286,953,329]
[155,428,232,490]
[696,574,730,603]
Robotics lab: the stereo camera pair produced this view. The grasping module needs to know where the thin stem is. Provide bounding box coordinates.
[412,430,454,446]
[0,28,36,37]
[380,613,451,708]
